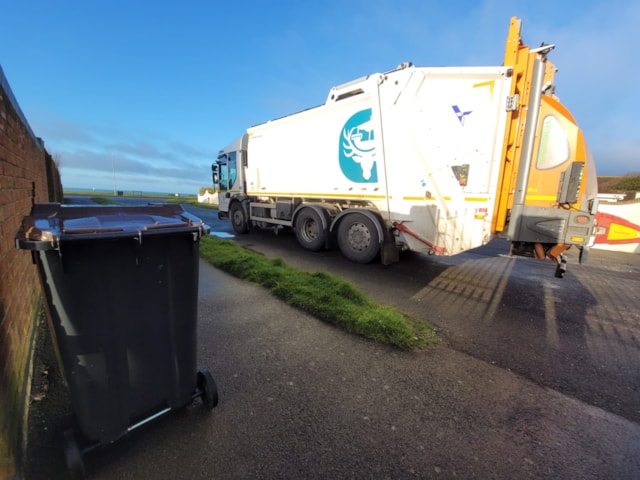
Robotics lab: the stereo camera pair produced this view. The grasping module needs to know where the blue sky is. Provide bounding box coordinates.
[2,1,638,194]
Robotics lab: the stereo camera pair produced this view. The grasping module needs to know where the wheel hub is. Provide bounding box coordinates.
[303,219,319,240]
[348,223,370,251]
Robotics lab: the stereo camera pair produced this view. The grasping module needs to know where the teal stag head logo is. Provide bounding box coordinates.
[339,108,377,183]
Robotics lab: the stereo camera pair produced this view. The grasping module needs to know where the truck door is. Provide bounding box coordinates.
[216,151,238,214]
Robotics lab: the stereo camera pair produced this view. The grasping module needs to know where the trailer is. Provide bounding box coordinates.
[212,17,598,277]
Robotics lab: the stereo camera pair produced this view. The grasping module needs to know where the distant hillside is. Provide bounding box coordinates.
[598,175,640,193]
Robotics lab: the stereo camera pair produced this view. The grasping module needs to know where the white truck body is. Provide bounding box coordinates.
[244,66,512,256]
[214,18,598,275]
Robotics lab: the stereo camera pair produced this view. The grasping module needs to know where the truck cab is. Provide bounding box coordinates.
[213,135,248,228]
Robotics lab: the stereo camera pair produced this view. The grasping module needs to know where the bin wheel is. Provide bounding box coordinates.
[63,430,85,479]
[197,368,219,410]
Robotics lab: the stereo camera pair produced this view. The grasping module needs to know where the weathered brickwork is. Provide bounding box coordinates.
[0,66,62,479]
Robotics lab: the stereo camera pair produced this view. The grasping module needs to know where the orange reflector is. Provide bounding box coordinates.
[571,236,585,243]
[475,207,488,219]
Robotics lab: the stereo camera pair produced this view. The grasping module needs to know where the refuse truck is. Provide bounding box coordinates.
[212,17,598,277]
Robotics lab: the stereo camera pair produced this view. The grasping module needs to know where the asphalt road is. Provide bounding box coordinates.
[31,198,640,479]
[182,202,640,424]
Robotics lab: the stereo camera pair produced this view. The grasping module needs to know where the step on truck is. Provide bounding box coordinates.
[212,17,598,277]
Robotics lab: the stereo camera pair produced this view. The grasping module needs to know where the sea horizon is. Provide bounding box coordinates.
[64,187,198,197]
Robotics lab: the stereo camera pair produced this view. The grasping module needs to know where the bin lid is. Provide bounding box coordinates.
[16,203,210,250]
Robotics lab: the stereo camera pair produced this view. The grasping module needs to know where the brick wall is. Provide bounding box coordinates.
[0,65,61,479]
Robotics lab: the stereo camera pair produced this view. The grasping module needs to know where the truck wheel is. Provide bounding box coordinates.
[295,208,326,251]
[337,212,380,263]
[229,202,249,234]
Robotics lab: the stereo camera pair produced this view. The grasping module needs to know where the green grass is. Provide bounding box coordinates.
[90,197,118,205]
[611,175,640,192]
[199,236,438,350]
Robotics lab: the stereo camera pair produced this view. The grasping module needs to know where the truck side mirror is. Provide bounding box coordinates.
[211,165,219,185]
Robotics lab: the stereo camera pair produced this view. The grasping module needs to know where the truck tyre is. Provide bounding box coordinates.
[295,208,326,251]
[337,212,380,263]
[229,201,249,234]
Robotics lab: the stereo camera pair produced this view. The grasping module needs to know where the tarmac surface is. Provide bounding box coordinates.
[80,260,639,480]
[25,199,640,479]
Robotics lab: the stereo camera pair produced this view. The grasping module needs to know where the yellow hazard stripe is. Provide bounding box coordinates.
[247,191,387,200]
[403,196,426,201]
[402,196,490,202]
[248,192,491,202]
[526,195,556,201]
[464,197,489,202]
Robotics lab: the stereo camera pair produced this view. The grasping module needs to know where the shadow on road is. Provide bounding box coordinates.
[234,227,640,424]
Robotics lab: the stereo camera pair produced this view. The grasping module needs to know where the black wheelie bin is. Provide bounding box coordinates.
[16,203,218,478]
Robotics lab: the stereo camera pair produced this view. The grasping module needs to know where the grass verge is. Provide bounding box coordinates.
[90,197,118,205]
[199,236,439,350]
[64,189,198,201]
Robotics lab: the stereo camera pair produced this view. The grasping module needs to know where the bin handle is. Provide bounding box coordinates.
[63,227,124,234]
[143,222,189,230]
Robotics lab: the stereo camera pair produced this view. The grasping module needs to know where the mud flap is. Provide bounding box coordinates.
[380,233,399,265]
